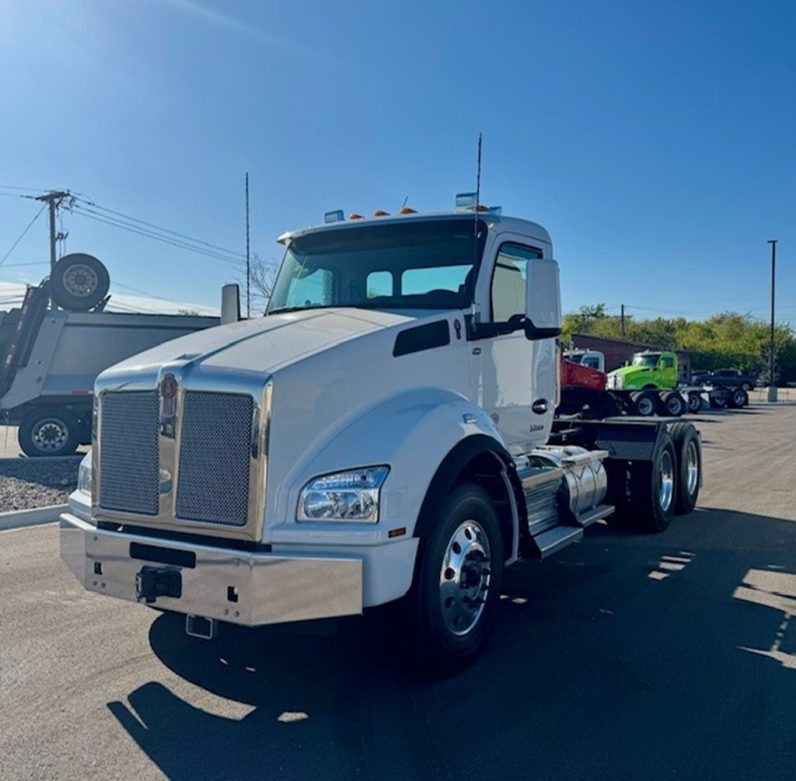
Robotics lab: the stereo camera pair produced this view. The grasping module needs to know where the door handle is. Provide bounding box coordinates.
[532,399,549,414]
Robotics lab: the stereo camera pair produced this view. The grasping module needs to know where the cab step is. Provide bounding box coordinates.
[532,525,584,558]
[573,503,615,528]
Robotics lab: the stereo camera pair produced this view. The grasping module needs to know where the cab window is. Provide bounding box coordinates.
[491,243,542,323]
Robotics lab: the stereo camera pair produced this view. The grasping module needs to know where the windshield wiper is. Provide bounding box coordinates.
[267,305,326,315]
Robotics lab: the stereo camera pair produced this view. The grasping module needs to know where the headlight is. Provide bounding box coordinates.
[77,451,93,495]
[298,466,389,523]
[613,375,624,389]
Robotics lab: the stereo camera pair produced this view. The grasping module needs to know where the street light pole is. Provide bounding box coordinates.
[767,239,778,403]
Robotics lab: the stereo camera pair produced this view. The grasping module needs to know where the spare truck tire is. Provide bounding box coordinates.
[49,253,110,311]
[18,406,80,457]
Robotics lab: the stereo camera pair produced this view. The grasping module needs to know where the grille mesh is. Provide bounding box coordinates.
[99,392,160,515]
[176,392,253,526]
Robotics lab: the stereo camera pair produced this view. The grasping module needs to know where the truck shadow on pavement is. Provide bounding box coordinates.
[109,507,796,781]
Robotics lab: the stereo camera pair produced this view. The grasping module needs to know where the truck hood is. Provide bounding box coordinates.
[100,307,441,381]
[608,364,652,380]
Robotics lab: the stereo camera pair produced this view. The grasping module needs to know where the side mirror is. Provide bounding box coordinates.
[524,258,561,340]
[221,284,241,324]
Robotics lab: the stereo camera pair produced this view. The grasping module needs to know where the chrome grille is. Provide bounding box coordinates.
[99,391,159,515]
[176,391,253,526]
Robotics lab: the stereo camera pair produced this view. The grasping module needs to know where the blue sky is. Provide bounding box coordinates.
[1,0,794,322]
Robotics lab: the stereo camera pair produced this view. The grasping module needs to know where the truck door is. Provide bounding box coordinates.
[471,241,556,453]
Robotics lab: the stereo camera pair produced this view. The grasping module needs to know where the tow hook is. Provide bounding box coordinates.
[135,565,182,604]
[186,614,216,640]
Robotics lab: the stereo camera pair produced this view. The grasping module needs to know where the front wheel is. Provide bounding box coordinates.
[406,483,503,672]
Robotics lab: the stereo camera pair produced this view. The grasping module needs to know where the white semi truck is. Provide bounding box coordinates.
[60,198,703,670]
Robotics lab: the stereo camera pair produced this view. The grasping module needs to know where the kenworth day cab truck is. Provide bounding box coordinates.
[60,197,704,670]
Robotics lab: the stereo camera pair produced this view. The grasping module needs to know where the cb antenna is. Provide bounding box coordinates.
[474,132,482,238]
[470,132,483,330]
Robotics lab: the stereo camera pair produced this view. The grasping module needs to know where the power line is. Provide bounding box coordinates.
[0,184,53,193]
[71,206,244,266]
[73,196,245,260]
[112,280,195,308]
[0,204,47,269]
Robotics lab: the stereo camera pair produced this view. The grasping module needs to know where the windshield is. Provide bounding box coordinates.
[267,218,487,314]
[632,354,660,367]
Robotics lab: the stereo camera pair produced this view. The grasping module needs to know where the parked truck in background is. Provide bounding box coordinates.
[60,197,704,670]
[0,253,218,456]
[606,350,747,414]
[563,349,690,417]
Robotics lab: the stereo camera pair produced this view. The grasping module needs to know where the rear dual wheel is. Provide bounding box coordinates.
[606,424,702,532]
[632,391,658,417]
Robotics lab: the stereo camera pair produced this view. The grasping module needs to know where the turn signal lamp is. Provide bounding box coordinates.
[324,209,344,224]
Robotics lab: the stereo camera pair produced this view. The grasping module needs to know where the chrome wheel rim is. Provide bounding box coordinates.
[638,396,654,415]
[32,418,69,452]
[439,520,492,636]
[63,264,98,298]
[685,440,699,496]
[658,450,675,512]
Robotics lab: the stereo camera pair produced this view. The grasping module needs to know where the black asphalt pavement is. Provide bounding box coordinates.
[2,405,795,780]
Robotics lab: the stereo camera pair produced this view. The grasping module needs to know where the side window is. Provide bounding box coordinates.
[285,267,333,308]
[491,243,542,323]
[402,264,471,295]
[366,271,393,298]
[661,357,674,369]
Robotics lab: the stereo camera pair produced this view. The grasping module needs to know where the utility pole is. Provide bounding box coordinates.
[35,190,71,310]
[245,173,251,319]
[35,190,70,275]
[620,304,626,337]
[767,239,778,402]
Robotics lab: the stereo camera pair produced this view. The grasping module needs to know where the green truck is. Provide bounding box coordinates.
[606,350,747,415]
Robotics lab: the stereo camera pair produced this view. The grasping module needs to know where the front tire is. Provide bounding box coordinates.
[406,483,503,672]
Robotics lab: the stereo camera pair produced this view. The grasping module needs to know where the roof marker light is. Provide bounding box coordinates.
[349,213,365,220]
[324,209,344,224]
[373,210,390,217]
[399,206,417,215]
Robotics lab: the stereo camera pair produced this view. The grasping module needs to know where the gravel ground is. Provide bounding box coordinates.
[0,456,81,511]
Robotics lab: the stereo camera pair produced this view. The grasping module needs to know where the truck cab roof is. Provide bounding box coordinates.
[277,210,553,248]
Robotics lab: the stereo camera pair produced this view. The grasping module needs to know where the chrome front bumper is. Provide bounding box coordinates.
[60,513,363,626]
